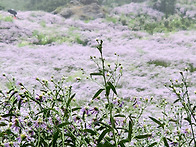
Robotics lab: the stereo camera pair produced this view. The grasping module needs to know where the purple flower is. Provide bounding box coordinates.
[183,128,191,135]
[11,118,23,132]
[3,143,10,147]
[170,141,178,146]
[35,94,46,102]
[33,118,47,129]
[119,101,124,107]
[73,115,81,123]
[81,106,90,116]
[3,142,19,147]
[90,107,99,115]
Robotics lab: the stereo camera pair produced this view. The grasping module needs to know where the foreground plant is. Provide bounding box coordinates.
[0,40,195,147]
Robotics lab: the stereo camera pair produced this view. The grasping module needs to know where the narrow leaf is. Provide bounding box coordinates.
[149,116,164,128]
[173,98,180,104]
[110,116,115,128]
[90,73,103,77]
[18,99,22,110]
[96,121,112,129]
[52,130,59,146]
[148,142,158,147]
[114,114,126,118]
[72,107,81,112]
[10,91,18,99]
[0,122,7,126]
[128,120,133,141]
[67,93,76,107]
[83,129,96,135]
[163,137,169,147]
[184,117,191,124]
[98,129,111,143]
[36,108,58,116]
[106,86,110,96]
[7,88,14,94]
[118,142,126,147]
[119,139,129,145]
[2,113,16,117]
[135,133,152,139]
[93,89,104,99]
[107,82,117,95]
[58,122,71,128]
[192,106,196,112]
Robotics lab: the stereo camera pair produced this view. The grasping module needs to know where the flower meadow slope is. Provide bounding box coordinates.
[0,2,196,146]
[0,12,196,102]
[0,40,196,146]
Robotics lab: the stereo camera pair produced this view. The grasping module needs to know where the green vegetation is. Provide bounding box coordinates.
[0,0,29,11]
[40,21,46,28]
[147,60,170,67]
[0,14,13,22]
[0,40,195,146]
[105,13,196,34]
[150,0,177,17]
[18,28,88,46]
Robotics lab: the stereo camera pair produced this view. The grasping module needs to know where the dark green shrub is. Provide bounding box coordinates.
[151,0,177,17]
[0,5,4,10]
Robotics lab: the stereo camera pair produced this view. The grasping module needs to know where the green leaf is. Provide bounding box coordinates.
[18,99,22,110]
[93,89,104,99]
[106,86,110,96]
[98,129,111,143]
[148,142,158,147]
[13,98,17,105]
[90,73,103,77]
[110,115,115,128]
[114,114,126,118]
[149,116,164,128]
[184,117,191,125]
[0,122,7,126]
[107,82,117,95]
[36,108,58,116]
[2,113,16,117]
[7,88,14,94]
[118,141,126,147]
[163,137,169,147]
[40,136,48,147]
[173,98,180,104]
[135,133,152,139]
[96,121,112,129]
[52,130,59,146]
[162,112,167,116]
[169,119,177,123]
[193,105,196,112]
[67,93,76,107]
[119,139,130,145]
[83,129,96,135]
[10,90,18,99]
[128,120,133,140]
[58,122,71,128]
[72,107,81,112]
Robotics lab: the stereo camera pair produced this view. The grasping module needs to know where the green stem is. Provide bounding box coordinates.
[99,43,118,147]
[62,127,65,147]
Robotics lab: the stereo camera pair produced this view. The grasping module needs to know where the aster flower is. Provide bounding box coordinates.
[11,118,23,132]
[90,107,99,115]
[17,133,32,144]
[73,115,81,123]
[170,141,178,146]
[33,118,47,129]
[81,106,90,116]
